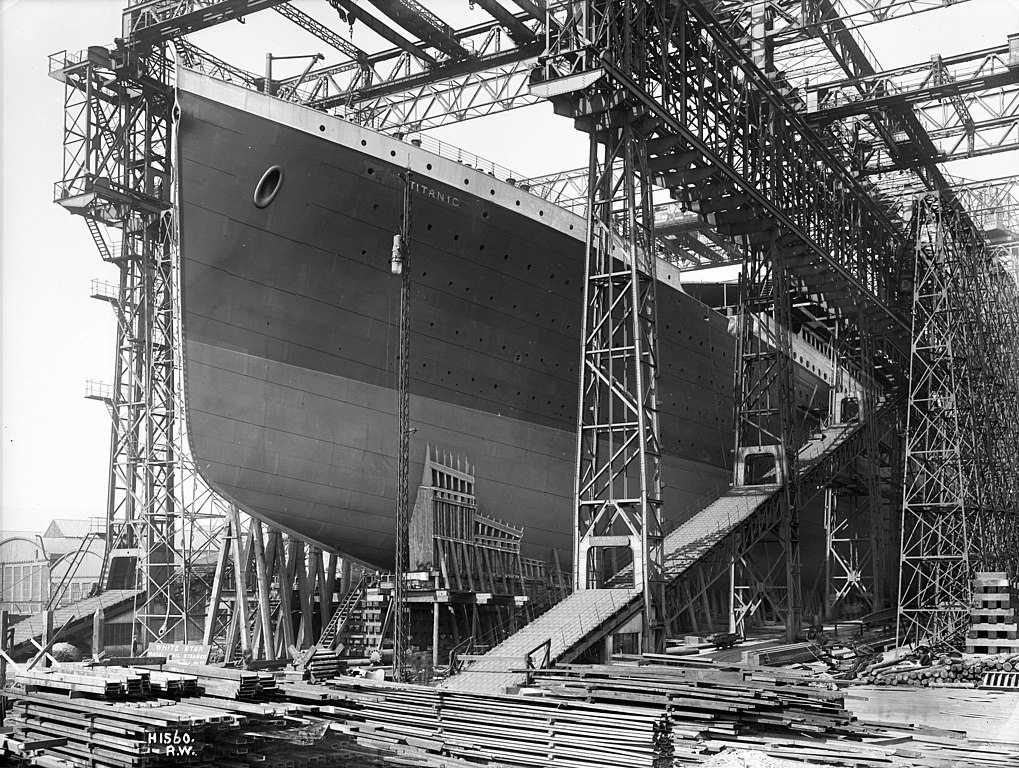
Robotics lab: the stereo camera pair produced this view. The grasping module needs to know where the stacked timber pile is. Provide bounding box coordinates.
[5,657,1018,767]
[283,674,675,767]
[855,651,1019,686]
[279,661,1019,767]
[158,661,278,697]
[1,662,466,768]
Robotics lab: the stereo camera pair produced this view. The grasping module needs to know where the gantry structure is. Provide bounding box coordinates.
[51,0,1019,655]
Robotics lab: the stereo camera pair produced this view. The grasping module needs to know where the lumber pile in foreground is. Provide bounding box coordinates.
[856,651,1019,686]
[1,662,476,768]
[283,661,1019,767]
[3,657,1019,767]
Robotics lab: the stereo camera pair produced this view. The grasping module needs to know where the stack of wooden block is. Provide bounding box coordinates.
[967,572,1019,655]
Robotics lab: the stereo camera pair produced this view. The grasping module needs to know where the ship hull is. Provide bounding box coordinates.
[175,71,816,568]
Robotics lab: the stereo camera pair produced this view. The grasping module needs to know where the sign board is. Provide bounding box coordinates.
[146,642,211,666]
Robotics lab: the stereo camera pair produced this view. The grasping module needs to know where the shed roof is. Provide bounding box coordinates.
[43,519,94,538]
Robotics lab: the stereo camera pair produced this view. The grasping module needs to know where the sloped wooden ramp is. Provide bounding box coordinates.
[443,412,877,694]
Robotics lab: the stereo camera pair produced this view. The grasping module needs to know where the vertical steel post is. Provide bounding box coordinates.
[393,171,413,680]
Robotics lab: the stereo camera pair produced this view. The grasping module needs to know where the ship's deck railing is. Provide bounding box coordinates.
[399,133,527,190]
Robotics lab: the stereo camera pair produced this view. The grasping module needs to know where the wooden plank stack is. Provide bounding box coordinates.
[157,661,277,698]
[282,660,1019,767]
[289,675,673,767]
[2,661,502,768]
[4,656,1018,767]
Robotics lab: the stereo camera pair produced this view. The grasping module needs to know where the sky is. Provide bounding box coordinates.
[1,0,1018,534]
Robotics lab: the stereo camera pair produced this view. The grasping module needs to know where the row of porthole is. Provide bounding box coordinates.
[420,351,573,376]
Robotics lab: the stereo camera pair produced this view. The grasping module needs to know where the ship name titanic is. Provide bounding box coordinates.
[409,179,461,208]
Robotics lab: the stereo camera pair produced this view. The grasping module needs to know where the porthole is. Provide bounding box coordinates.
[253,165,284,209]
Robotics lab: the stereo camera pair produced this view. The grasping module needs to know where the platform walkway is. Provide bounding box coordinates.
[444,417,873,694]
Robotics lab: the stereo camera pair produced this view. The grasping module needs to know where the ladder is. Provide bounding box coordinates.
[319,574,369,650]
[46,532,100,610]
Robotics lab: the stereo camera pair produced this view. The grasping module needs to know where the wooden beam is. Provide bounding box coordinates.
[40,610,54,669]
[294,541,313,648]
[251,521,275,661]
[92,608,105,658]
[276,532,296,654]
[27,615,73,671]
[228,505,252,663]
[314,548,328,635]
[324,552,338,629]
[203,516,233,646]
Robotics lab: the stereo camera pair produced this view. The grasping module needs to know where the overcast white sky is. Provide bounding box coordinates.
[1,0,1017,534]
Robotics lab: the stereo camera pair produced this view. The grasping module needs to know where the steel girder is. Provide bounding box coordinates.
[518,164,742,267]
[122,0,288,44]
[367,0,470,59]
[273,2,367,62]
[806,39,1019,121]
[821,351,903,618]
[347,57,540,132]
[663,491,785,636]
[536,1,908,344]
[863,98,1019,171]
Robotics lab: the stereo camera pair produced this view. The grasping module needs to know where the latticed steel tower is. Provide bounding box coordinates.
[534,0,667,653]
[50,43,223,650]
[897,194,1015,649]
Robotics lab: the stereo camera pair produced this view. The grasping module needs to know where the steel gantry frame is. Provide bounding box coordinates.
[806,35,1019,173]
[49,43,224,649]
[546,2,668,655]
[531,0,919,643]
[52,0,1019,660]
[898,193,1019,650]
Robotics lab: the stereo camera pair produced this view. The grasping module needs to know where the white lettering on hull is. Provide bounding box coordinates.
[409,180,461,208]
